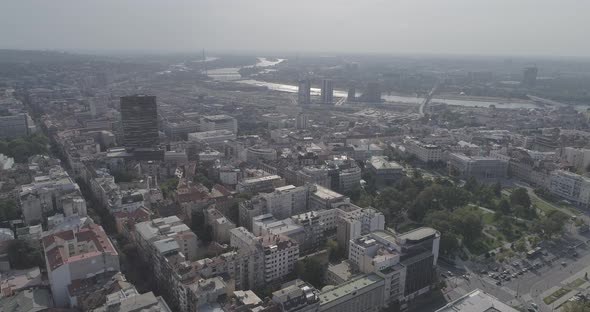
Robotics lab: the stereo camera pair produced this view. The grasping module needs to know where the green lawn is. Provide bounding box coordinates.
[531,195,557,215]
[567,278,586,289]
[544,288,572,305]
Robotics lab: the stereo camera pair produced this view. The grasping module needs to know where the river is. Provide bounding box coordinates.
[208,58,575,110]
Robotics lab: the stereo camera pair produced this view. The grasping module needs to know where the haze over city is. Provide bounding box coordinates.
[3,2,590,312]
[2,0,590,57]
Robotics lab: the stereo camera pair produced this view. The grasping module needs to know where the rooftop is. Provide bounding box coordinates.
[319,274,383,305]
[435,289,518,312]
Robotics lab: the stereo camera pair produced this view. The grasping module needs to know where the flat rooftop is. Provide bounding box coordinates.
[435,289,518,312]
[319,274,383,305]
[398,227,438,242]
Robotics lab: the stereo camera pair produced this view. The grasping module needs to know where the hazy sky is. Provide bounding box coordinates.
[2,0,589,57]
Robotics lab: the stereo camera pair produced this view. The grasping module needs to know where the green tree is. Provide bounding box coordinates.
[509,188,531,208]
[562,301,590,312]
[492,182,502,197]
[296,258,325,288]
[0,199,18,221]
[7,240,45,269]
[497,198,511,215]
[326,239,344,262]
[452,207,483,244]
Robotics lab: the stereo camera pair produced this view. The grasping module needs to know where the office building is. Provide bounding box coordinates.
[522,66,538,88]
[42,224,119,307]
[188,130,236,148]
[447,153,508,181]
[298,79,311,105]
[347,85,356,102]
[321,79,334,105]
[296,112,309,130]
[401,137,443,163]
[200,115,238,133]
[0,113,33,139]
[363,82,381,103]
[120,95,159,149]
[319,274,385,312]
[366,156,404,185]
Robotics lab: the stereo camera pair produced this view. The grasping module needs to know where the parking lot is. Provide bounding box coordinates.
[439,229,590,311]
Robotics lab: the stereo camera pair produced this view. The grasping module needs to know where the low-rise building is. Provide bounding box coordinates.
[237,175,285,195]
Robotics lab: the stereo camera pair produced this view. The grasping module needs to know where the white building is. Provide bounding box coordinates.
[42,224,119,308]
[262,185,308,220]
[20,166,85,225]
[188,130,236,147]
[562,147,590,172]
[402,137,443,163]
[135,216,199,261]
[549,170,590,207]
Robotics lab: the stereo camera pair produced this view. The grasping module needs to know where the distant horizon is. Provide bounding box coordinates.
[3,47,590,62]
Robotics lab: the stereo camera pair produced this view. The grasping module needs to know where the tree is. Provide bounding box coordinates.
[326,239,344,262]
[562,301,590,312]
[296,258,325,288]
[509,188,531,208]
[497,198,511,215]
[452,207,483,243]
[191,211,212,243]
[7,240,44,269]
[492,182,502,197]
[0,199,18,221]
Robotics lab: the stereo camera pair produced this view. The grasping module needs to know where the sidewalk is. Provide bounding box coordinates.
[540,265,590,309]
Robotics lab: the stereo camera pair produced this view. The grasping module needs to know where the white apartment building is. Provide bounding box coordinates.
[135,216,199,261]
[261,234,299,283]
[549,170,590,207]
[262,185,308,220]
[20,166,85,225]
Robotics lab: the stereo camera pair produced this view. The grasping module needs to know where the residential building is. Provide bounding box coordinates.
[262,185,308,220]
[522,66,538,88]
[120,95,159,149]
[20,166,85,225]
[321,79,333,105]
[134,216,199,261]
[296,112,309,130]
[42,224,119,307]
[402,137,443,163]
[93,290,172,312]
[561,147,590,172]
[549,170,590,207]
[236,175,285,194]
[298,79,311,105]
[272,280,320,312]
[206,208,236,243]
[336,208,385,254]
[261,234,299,283]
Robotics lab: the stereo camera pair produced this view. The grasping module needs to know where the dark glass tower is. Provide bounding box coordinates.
[120,95,159,149]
